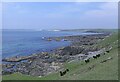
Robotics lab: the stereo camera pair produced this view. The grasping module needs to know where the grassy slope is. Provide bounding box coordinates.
[3,31,118,80]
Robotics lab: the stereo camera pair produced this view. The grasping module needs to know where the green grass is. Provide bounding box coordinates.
[61,48,118,80]
[93,32,118,49]
[3,31,118,80]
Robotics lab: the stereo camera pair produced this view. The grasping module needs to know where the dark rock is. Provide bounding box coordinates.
[2,69,15,75]
[29,67,44,76]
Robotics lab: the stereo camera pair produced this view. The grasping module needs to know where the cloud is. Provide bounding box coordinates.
[2,2,118,29]
[85,2,117,17]
[78,2,118,28]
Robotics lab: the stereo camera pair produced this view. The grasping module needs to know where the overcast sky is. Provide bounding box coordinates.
[2,2,118,30]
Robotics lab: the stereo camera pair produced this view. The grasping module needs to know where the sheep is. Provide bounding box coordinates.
[93,56,97,59]
[66,69,69,72]
[85,59,90,63]
[96,54,100,58]
[62,70,67,75]
[60,71,64,76]
[106,50,110,53]
[60,69,69,76]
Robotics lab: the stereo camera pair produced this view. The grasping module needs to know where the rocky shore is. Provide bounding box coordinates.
[2,31,112,77]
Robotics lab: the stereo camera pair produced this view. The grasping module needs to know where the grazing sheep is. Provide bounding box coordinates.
[60,71,63,76]
[106,50,110,53]
[85,59,90,63]
[96,54,100,57]
[93,56,97,59]
[63,70,67,74]
[60,69,69,76]
[66,69,69,72]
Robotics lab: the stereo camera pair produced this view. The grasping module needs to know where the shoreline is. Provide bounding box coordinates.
[2,32,109,62]
[2,31,112,77]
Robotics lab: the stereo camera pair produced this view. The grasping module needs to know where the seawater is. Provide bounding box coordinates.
[2,30,98,58]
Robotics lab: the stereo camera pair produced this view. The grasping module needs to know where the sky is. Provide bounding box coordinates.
[2,2,118,30]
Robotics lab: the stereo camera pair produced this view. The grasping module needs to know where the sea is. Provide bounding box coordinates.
[2,30,99,58]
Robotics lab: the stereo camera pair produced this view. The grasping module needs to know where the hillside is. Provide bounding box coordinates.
[3,31,119,80]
